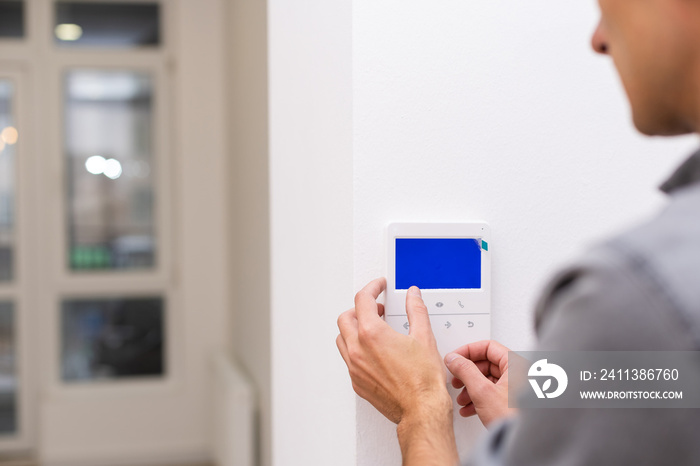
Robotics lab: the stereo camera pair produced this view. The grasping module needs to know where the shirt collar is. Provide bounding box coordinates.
[660,148,700,194]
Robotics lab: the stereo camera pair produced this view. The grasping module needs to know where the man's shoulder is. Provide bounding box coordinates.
[533,184,700,350]
[610,182,700,259]
[604,183,700,326]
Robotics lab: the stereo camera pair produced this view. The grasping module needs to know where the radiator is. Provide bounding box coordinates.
[214,354,255,466]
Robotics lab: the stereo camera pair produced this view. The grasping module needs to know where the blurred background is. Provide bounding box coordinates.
[0,1,236,465]
[0,1,698,466]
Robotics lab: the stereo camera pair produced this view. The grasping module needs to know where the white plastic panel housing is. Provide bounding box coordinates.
[385,223,491,357]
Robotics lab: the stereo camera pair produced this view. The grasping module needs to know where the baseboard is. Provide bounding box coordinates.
[0,460,37,466]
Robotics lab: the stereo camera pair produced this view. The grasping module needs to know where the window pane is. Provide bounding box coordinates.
[65,70,156,271]
[0,1,24,39]
[0,80,17,282]
[61,297,164,382]
[55,2,159,47]
[0,302,17,435]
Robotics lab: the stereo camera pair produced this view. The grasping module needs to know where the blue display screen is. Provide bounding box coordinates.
[395,238,481,290]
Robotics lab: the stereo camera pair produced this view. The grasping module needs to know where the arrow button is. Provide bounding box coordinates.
[403,321,409,330]
[445,321,452,329]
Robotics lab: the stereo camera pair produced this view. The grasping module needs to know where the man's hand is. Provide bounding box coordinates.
[337,279,458,465]
[336,278,450,423]
[444,340,516,428]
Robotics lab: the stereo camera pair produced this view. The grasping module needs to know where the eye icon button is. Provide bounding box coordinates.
[436,302,444,308]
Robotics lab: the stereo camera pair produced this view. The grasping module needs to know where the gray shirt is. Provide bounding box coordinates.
[471,149,700,465]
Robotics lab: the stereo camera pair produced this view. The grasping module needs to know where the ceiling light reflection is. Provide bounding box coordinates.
[104,158,123,180]
[85,155,107,175]
[1,127,18,145]
[55,24,83,41]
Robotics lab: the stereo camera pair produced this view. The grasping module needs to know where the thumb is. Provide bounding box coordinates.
[405,286,434,343]
[445,353,491,401]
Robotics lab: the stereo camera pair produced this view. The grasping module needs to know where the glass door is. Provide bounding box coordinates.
[0,70,33,454]
[0,77,19,438]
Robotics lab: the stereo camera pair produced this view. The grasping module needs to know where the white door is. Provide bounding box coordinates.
[0,1,229,463]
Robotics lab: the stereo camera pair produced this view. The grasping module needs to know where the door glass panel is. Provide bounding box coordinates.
[0,1,24,39]
[0,80,17,282]
[0,302,17,435]
[61,297,164,382]
[65,70,156,271]
[55,2,160,47]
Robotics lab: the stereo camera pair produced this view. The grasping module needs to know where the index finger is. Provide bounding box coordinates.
[354,277,387,323]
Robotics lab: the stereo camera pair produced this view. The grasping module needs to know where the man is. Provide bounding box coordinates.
[337,1,700,464]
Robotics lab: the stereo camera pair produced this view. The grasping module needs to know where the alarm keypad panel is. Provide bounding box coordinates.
[385,223,491,358]
[384,314,490,360]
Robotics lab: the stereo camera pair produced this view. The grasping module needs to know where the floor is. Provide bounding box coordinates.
[0,462,213,466]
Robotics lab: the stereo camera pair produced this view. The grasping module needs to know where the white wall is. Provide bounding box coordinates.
[353,1,697,464]
[225,1,355,464]
[267,0,355,465]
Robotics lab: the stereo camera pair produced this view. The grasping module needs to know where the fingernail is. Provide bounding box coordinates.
[408,286,421,297]
[445,353,459,365]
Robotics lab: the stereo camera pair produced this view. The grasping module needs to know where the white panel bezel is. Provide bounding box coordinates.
[386,222,491,317]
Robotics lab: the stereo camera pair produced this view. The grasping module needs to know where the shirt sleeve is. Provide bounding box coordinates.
[467,246,700,466]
